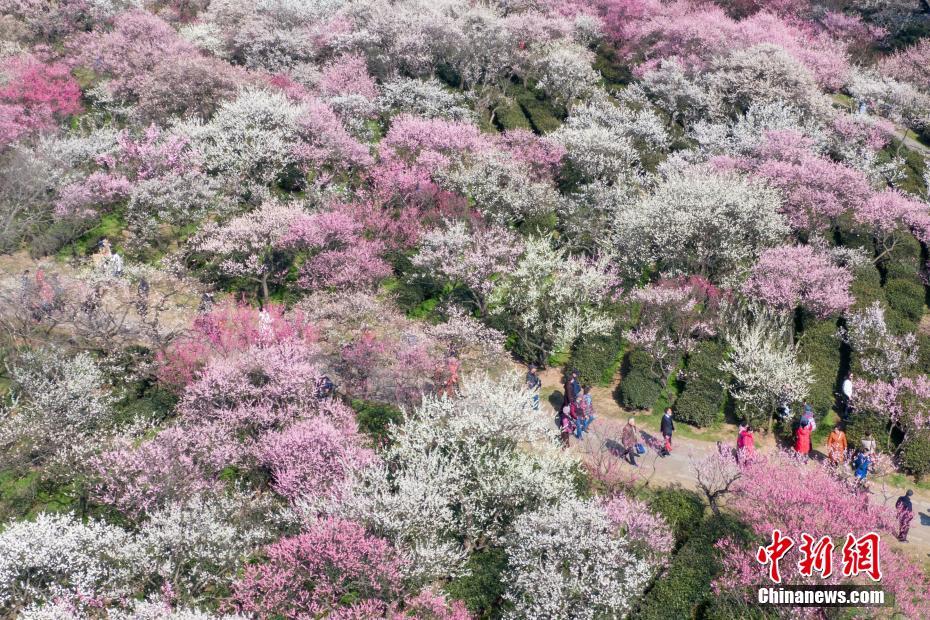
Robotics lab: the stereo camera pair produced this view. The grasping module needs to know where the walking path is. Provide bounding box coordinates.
[531,366,930,567]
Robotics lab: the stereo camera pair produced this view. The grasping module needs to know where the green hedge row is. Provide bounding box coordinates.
[350,399,403,445]
[900,430,930,481]
[797,319,841,418]
[674,341,728,427]
[632,515,753,620]
[618,349,664,410]
[646,487,705,546]
[564,329,625,387]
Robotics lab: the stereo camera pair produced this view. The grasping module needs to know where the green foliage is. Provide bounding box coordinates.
[884,278,925,325]
[618,350,663,410]
[797,320,840,418]
[846,411,889,454]
[56,212,126,259]
[646,487,705,546]
[916,333,930,375]
[564,329,624,387]
[445,547,508,619]
[632,515,752,620]
[900,430,930,481]
[515,90,562,134]
[675,341,728,427]
[495,100,532,131]
[849,262,885,312]
[350,398,403,445]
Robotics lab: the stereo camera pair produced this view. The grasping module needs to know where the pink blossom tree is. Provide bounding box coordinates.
[854,189,930,262]
[713,450,929,618]
[282,210,391,292]
[742,245,853,318]
[851,375,930,452]
[232,518,405,618]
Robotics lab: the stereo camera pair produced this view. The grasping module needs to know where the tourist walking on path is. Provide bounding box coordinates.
[896,490,915,542]
[621,418,639,467]
[827,425,848,466]
[558,406,573,449]
[861,431,877,455]
[853,450,873,484]
[794,418,812,458]
[660,408,674,457]
[526,365,541,411]
[841,376,853,416]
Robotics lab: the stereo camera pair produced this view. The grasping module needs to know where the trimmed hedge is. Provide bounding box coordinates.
[846,411,889,454]
[632,515,752,620]
[916,333,930,374]
[618,349,663,411]
[646,487,705,546]
[850,262,885,313]
[674,341,728,427]
[797,320,841,418]
[900,430,930,481]
[884,277,925,325]
[515,91,562,134]
[564,329,624,387]
[495,101,532,131]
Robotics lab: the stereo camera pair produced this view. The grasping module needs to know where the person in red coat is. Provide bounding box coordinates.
[794,418,812,458]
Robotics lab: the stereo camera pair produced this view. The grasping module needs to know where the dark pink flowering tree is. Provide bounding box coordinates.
[0,55,81,148]
[742,245,853,318]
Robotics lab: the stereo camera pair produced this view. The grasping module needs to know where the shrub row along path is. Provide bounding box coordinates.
[530,366,930,566]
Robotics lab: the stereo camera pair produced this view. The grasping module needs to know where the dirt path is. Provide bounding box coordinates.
[532,366,930,567]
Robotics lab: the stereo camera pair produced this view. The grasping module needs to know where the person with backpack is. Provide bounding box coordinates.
[621,418,640,466]
[660,408,674,457]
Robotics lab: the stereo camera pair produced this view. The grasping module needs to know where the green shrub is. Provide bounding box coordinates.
[618,350,663,410]
[884,278,925,324]
[850,263,885,312]
[798,320,841,418]
[916,333,930,374]
[900,430,930,481]
[515,91,562,133]
[495,101,532,131]
[350,399,403,445]
[846,411,889,454]
[675,341,728,427]
[647,487,705,546]
[632,515,752,620]
[445,547,508,619]
[565,329,624,387]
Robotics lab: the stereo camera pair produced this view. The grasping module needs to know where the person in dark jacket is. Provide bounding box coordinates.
[896,490,915,542]
[621,418,639,466]
[563,370,581,407]
[526,365,542,410]
[660,408,675,457]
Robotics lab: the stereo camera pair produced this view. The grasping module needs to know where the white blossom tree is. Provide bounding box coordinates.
[411,220,523,315]
[502,498,653,620]
[612,169,788,283]
[340,373,577,583]
[841,301,919,381]
[490,237,617,363]
[720,306,813,433]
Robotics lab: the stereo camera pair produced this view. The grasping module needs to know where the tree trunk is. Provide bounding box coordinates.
[260,273,270,306]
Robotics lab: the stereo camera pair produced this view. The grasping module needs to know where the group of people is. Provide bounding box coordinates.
[557,370,596,446]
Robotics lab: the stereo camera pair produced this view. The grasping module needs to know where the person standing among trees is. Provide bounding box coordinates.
[563,370,581,407]
[896,490,915,542]
[794,418,812,459]
[826,424,848,466]
[841,376,853,417]
[660,408,674,457]
[861,431,877,455]
[737,424,755,463]
[621,418,639,467]
[526,364,542,411]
